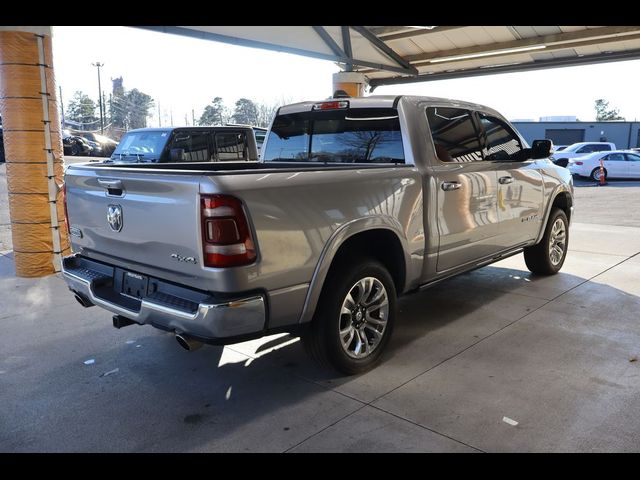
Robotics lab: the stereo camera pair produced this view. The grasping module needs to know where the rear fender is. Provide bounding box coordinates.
[298,216,411,324]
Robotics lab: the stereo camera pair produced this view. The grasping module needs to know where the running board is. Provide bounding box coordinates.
[416,246,526,292]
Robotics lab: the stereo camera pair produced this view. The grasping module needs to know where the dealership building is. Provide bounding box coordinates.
[512,118,640,149]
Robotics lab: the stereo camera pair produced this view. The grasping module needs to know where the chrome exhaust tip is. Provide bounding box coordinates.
[175,333,204,352]
[74,292,94,308]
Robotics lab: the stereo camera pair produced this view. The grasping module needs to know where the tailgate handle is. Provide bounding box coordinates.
[98,178,124,196]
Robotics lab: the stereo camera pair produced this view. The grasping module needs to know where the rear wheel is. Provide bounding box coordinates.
[590,167,607,182]
[302,257,396,375]
[524,208,569,275]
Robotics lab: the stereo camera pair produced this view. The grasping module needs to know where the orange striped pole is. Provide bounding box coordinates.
[0,27,70,277]
[599,159,607,186]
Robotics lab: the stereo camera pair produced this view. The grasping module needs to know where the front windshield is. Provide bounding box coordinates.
[111,131,169,162]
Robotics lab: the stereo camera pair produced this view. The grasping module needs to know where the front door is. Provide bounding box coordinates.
[602,152,628,178]
[477,113,544,246]
[625,152,640,178]
[426,106,501,272]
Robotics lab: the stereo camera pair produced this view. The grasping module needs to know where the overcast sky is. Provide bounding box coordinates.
[51,26,640,127]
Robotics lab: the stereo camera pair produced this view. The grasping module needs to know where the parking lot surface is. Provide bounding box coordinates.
[1,163,640,452]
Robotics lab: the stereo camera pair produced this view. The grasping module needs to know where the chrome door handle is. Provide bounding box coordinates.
[441,181,461,191]
[499,176,514,185]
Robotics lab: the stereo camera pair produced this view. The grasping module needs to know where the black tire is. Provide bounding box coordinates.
[302,257,397,375]
[590,167,607,182]
[70,142,80,156]
[524,208,569,275]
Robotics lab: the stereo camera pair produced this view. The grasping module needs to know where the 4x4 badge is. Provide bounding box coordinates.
[107,204,123,232]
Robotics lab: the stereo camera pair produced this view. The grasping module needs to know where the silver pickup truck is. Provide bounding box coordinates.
[62,95,573,374]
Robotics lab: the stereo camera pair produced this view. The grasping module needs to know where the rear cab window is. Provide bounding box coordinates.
[262,107,405,164]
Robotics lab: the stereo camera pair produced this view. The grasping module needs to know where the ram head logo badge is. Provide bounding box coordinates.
[107,204,123,232]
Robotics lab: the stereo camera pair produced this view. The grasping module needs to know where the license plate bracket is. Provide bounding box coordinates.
[122,271,148,299]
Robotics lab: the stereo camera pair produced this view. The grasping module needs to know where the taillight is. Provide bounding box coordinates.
[62,182,70,234]
[201,195,256,268]
[575,161,583,165]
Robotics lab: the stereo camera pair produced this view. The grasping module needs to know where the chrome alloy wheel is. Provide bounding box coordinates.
[338,277,389,359]
[548,218,567,266]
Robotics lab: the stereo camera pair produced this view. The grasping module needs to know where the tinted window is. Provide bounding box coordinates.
[626,153,640,162]
[263,108,404,164]
[578,144,609,153]
[170,131,210,162]
[215,132,246,161]
[606,153,625,161]
[112,130,169,162]
[478,114,524,161]
[263,115,310,161]
[426,107,483,163]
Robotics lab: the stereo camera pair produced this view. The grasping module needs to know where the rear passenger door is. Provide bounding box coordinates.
[476,113,544,246]
[426,106,501,272]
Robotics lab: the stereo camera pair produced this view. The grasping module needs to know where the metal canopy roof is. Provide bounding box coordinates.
[138,26,640,89]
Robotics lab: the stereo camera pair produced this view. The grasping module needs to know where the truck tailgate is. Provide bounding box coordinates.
[65,166,203,275]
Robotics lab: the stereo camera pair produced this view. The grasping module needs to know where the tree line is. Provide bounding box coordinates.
[198,97,290,128]
[65,87,153,135]
[65,90,289,137]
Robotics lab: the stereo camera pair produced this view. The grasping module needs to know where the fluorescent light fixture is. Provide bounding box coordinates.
[429,45,546,63]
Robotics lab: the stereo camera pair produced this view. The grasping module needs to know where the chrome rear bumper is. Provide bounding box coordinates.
[62,254,266,340]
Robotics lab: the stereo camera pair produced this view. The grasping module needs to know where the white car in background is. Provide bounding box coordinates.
[551,142,616,167]
[567,150,640,181]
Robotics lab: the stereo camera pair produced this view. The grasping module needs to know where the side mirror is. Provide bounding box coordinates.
[531,139,552,159]
[170,148,185,162]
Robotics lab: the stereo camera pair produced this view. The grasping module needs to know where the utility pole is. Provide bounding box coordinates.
[92,62,104,133]
[170,109,174,126]
[158,102,161,127]
[192,109,196,127]
[184,113,188,126]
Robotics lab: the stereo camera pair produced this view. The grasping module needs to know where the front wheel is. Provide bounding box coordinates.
[523,208,569,275]
[302,258,397,375]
